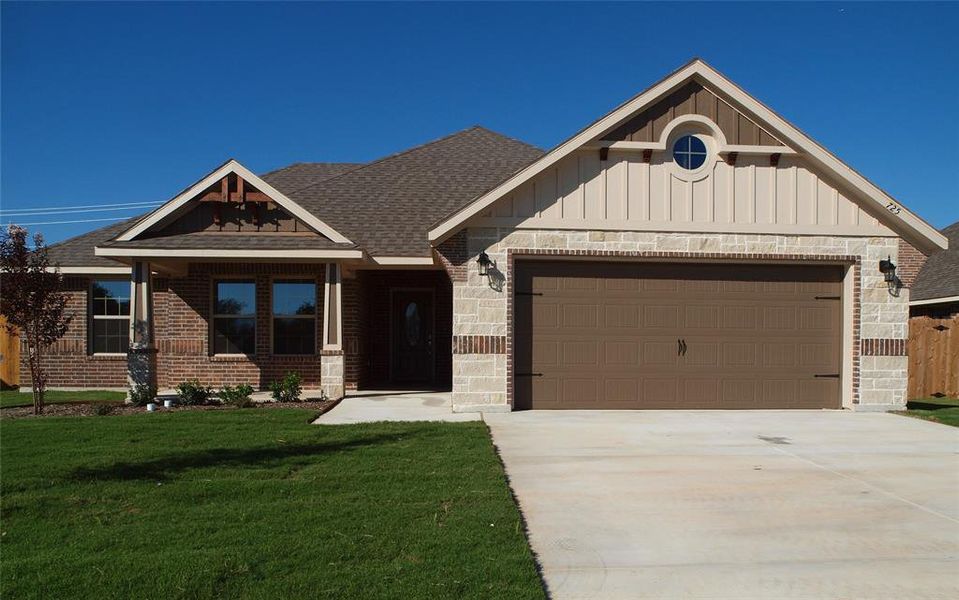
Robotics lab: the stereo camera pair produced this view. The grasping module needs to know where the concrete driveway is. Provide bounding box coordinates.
[485,410,959,599]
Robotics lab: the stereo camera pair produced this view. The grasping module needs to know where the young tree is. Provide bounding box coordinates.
[0,225,71,415]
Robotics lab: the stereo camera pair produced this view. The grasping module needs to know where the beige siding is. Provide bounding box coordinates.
[472,151,892,237]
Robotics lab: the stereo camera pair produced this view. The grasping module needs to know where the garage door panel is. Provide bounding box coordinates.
[562,340,599,366]
[684,305,721,329]
[644,305,680,328]
[605,341,640,366]
[605,379,640,403]
[686,341,720,367]
[800,306,835,330]
[722,305,760,329]
[763,306,798,329]
[641,340,680,367]
[605,304,640,328]
[514,261,843,410]
[644,379,679,404]
[562,304,598,328]
[563,379,600,405]
[532,303,559,328]
[723,342,757,367]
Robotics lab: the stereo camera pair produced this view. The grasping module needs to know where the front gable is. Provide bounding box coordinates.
[430,59,947,254]
[602,81,782,146]
[116,159,351,244]
[149,172,320,237]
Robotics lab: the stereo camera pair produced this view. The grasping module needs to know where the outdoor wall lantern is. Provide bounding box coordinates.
[477,251,493,277]
[879,256,897,285]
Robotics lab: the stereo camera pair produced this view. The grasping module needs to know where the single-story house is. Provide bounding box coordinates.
[31,59,949,412]
[907,220,958,399]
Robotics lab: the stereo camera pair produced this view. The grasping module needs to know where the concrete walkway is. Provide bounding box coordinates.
[486,410,959,599]
[313,391,480,424]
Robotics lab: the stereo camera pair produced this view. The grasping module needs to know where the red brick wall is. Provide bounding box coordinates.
[435,231,468,283]
[20,265,453,392]
[19,276,127,389]
[897,238,928,288]
[154,263,326,389]
[342,270,369,391]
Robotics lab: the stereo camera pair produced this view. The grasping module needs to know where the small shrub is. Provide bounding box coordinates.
[218,384,255,408]
[94,404,115,416]
[269,372,302,403]
[175,379,216,406]
[128,384,156,407]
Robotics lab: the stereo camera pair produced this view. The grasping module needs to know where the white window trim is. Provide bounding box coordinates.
[89,279,131,356]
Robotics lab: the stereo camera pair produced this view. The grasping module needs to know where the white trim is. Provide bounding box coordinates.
[909,295,959,307]
[115,159,352,244]
[371,256,436,265]
[428,60,947,253]
[721,144,796,156]
[95,247,363,259]
[51,266,132,275]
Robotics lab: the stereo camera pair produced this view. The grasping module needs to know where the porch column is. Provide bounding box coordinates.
[320,263,344,400]
[127,260,157,392]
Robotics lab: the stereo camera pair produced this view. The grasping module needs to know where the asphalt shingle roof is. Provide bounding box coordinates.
[44,126,543,266]
[911,221,959,301]
[100,233,353,251]
[288,126,544,256]
[46,216,146,267]
[260,162,363,192]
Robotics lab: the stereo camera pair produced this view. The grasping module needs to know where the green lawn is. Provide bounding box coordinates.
[0,389,126,408]
[898,397,959,427]
[0,410,544,599]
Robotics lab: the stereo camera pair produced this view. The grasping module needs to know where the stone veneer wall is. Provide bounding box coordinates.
[451,228,912,412]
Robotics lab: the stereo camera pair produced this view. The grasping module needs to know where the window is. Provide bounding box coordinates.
[272,280,316,354]
[91,280,130,354]
[213,281,256,355]
[672,134,708,170]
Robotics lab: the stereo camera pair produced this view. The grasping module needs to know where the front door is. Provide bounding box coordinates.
[391,289,435,384]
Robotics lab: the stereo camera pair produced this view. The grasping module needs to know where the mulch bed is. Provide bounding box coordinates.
[1,399,338,420]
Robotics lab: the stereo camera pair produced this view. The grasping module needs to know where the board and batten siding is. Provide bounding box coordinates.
[471,150,894,237]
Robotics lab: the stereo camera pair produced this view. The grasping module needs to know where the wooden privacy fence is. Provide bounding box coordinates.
[908,305,959,399]
[0,316,20,388]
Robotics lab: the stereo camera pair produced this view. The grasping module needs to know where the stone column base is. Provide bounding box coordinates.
[127,347,158,392]
[321,352,345,400]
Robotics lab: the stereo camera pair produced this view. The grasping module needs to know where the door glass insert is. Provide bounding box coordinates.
[405,302,421,346]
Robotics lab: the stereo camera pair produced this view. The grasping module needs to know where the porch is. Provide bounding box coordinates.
[115,257,452,399]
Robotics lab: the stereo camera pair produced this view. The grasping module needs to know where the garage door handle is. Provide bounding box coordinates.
[516,372,543,377]
[814,373,840,378]
[677,339,687,356]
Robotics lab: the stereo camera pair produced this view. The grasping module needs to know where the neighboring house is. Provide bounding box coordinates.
[907,221,959,399]
[29,59,948,412]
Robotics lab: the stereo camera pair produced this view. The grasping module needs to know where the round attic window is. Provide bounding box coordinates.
[672,134,708,170]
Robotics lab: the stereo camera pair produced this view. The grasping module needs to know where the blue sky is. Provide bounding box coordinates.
[2,1,957,244]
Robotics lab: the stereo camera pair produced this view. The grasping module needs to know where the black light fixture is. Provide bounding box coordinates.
[477,251,493,277]
[879,256,897,284]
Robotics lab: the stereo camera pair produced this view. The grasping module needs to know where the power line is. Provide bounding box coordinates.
[0,203,159,217]
[1,216,135,227]
[0,200,161,214]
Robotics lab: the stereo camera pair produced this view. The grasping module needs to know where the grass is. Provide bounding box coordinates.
[0,389,126,408]
[0,410,544,599]
[897,397,959,427]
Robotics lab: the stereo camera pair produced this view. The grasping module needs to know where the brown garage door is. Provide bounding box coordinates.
[514,261,843,410]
